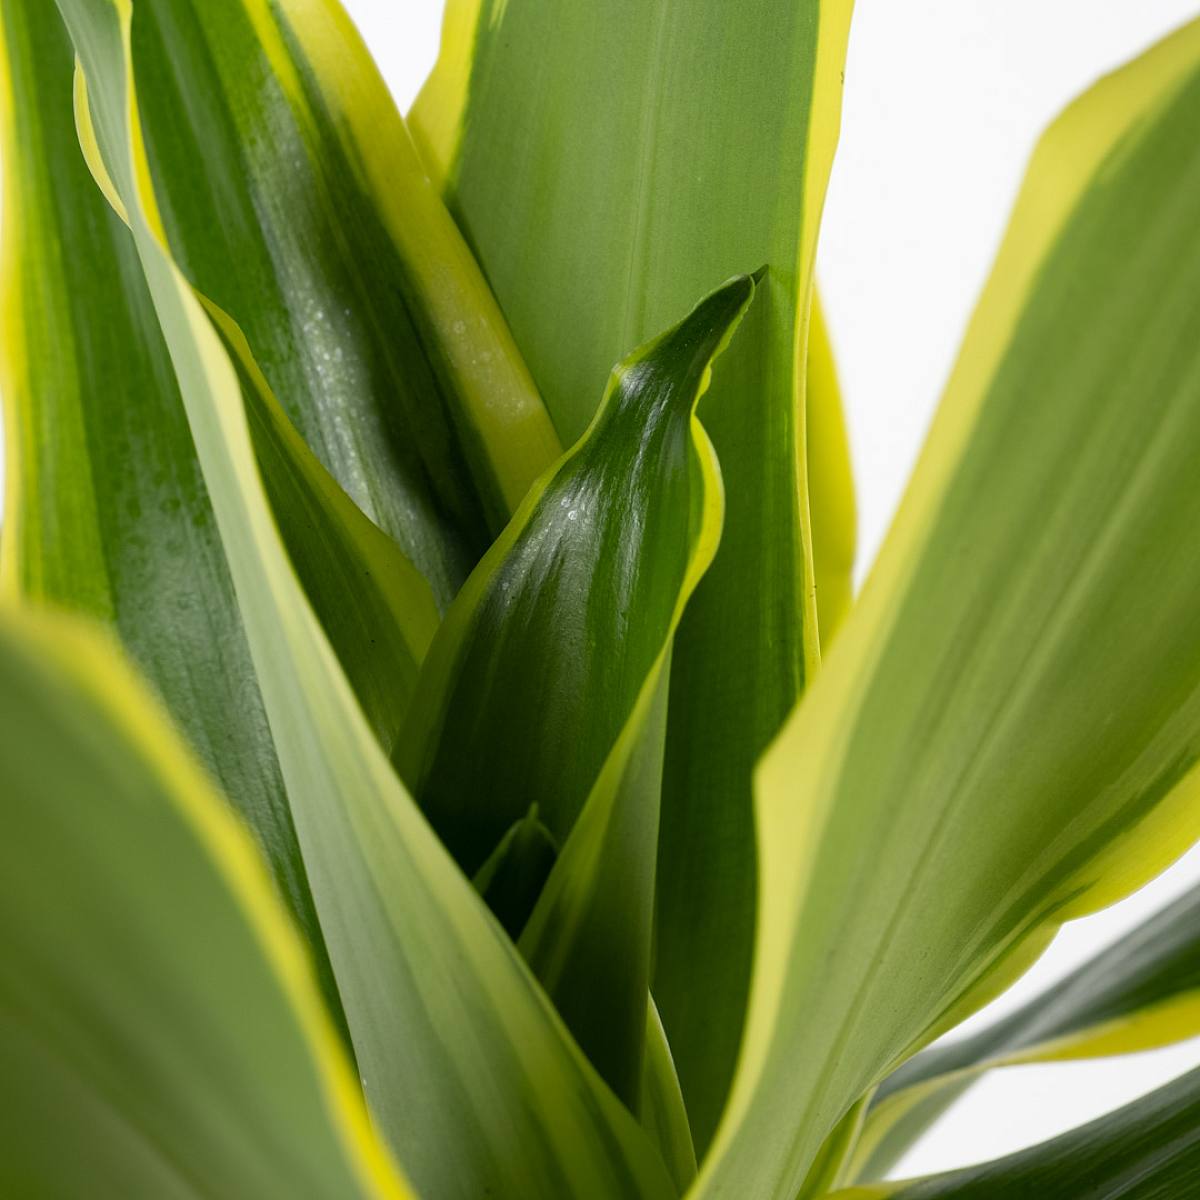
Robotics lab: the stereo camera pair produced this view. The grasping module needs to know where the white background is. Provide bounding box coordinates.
[341,0,1200,1179]
[5,0,1200,1181]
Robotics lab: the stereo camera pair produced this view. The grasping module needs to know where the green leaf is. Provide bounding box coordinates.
[642,999,700,1193]
[215,311,440,749]
[126,0,561,606]
[1,0,447,1059]
[471,806,560,939]
[851,881,1200,1182]
[59,3,673,1195]
[397,272,756,1105]
[518,671,673,1107]
[474,817,701,1192]
[807,287,857,645]
[413,0,854,1147]
[696,18,1200,1197]
[831,1066,1200,1200]
[0,607,409,1200]
[474,821,700,1191]
[0,0,342,1018]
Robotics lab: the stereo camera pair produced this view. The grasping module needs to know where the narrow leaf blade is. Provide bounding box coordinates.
[0,0,344,1013]
[833,1066,1200,1200]
[0,609,408,1200]
[852,881,1200,1181]
[807,286,856,644]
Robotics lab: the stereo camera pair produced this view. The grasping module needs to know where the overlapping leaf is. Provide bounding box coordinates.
[851,881,1200,1181]
[696,18,1200,1197]
[58,2,672,1196]
[833,1067,1200,1199]
[1,2,458,1051]
[0,608,409,1200]
[510,280,755,1116]
[397,273,755,1107]
[127,0,560,606]
[413,0,854,1145]
[0,0,333,1008]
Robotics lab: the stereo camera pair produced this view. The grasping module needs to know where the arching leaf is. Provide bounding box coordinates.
[852,881,1200,1181]
[832,1066,1200,1200]
[698,19,1200,1198]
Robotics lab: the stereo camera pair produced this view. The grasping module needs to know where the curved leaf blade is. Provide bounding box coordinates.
[0,609,408,1200]
[833,1066,1200,1200]
[398,275,751,866]
[642,999,699,1193]
[853,881,1200,1181]
[414,0,854,1146]
[58,4,673,1195]
[399,273,755,1105]
[699,19,1200,1198]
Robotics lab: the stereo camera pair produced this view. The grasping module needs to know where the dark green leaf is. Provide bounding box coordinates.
[398,273,756,1105]
[471,806,559,939]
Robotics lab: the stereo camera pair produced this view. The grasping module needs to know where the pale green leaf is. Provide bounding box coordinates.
[851,881,1200,1182]
[832,1066,1200,1200]
[0,607,409,1200]
[642,1000,700,1194]
[808,287,856,645]
[698,19,1200,1197]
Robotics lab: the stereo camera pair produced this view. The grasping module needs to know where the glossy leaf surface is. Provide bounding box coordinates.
[399,273,755,1104]
[414,0,854,1145]
[59,3,673,1196]
[0,2,447,1061]
[129,0,559,605]
[698,20,1200,1197]
[0,609,408,1200]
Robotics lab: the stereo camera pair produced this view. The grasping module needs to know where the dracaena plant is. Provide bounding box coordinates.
[5,0,1200,1196]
